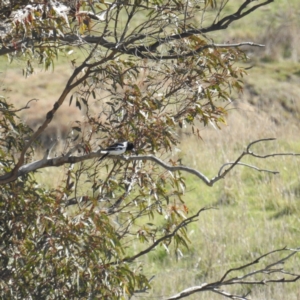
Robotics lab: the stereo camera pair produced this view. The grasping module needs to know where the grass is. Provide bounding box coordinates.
[136,123,300,299]
[1,0,300,299]
[138,152,300,299]
[209,0,300,64]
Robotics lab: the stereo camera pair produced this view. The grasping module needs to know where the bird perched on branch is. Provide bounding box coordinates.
[99,141,135,161]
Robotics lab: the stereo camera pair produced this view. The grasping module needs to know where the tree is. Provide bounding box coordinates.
[0,0,299,299]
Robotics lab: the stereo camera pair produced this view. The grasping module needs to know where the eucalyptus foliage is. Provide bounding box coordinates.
[0,1,284,299]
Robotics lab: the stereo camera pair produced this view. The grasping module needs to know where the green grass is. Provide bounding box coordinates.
[135,134,300,299]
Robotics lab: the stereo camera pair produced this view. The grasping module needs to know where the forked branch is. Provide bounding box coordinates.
[215,138,300,183]
[1,138,299,185]
[0,0,272,57]
[119,207,215,264]
[0,49,117,184]
[165,247,300,300]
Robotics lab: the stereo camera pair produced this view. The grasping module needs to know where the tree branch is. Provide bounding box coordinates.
[129,0,273,55]
[216,0,274,28]
[1,138,299,185]
[0,0,272,58]
[213,138,300,184]
[0,49,117,184]
[119,207,215,264]
[133,42,265,60]
[0,98,38,113]
[165,247,300,300]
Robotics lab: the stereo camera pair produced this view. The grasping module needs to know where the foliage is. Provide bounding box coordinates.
[1,0,299,299]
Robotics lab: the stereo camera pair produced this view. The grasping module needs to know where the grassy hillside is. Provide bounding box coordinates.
[141,113,300,299]
[1,0,300,299]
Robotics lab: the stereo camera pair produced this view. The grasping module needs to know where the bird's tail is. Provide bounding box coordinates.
[98,152,109,161]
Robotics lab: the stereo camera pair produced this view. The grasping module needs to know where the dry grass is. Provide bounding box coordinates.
[141,61,300,297]
[138,107,300,299]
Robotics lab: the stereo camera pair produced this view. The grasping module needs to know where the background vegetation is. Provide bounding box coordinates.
[1,0,300,299]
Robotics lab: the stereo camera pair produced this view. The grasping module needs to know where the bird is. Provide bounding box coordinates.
[99,141,135,161]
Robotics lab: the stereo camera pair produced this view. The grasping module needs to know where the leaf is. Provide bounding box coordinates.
[69,95,73,106]
[72,126,81,132]
[76,99,81,110]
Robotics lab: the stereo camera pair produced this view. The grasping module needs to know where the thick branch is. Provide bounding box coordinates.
[134,42,265,60]
[216,0,274,28]
[1,138,300,185]
[129,0,273,54]
[0,49,117,184]
[0,1,272,58]
[0,35,263,59]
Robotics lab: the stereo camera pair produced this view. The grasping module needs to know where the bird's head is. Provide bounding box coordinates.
[127,142,135,151]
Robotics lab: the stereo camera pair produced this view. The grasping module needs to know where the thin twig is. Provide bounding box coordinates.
[165,247,300,300]
[0,98,38,113]
[218,162,279,176]
[118,207,215,264]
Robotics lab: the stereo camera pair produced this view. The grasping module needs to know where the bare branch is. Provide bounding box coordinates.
[118,207,215,264]
[211,288,249,300]
[137,42,265,60]
[1,138,300,185]
[219,246,289,282]
[213,138,300,185]
[165,283,210,300]
[218,162,279,176]
[0,98,38,113]
[165,247,300,300]
[216,0,274,28]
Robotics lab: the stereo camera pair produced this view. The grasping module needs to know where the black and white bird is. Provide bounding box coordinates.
[99,141,135,161]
